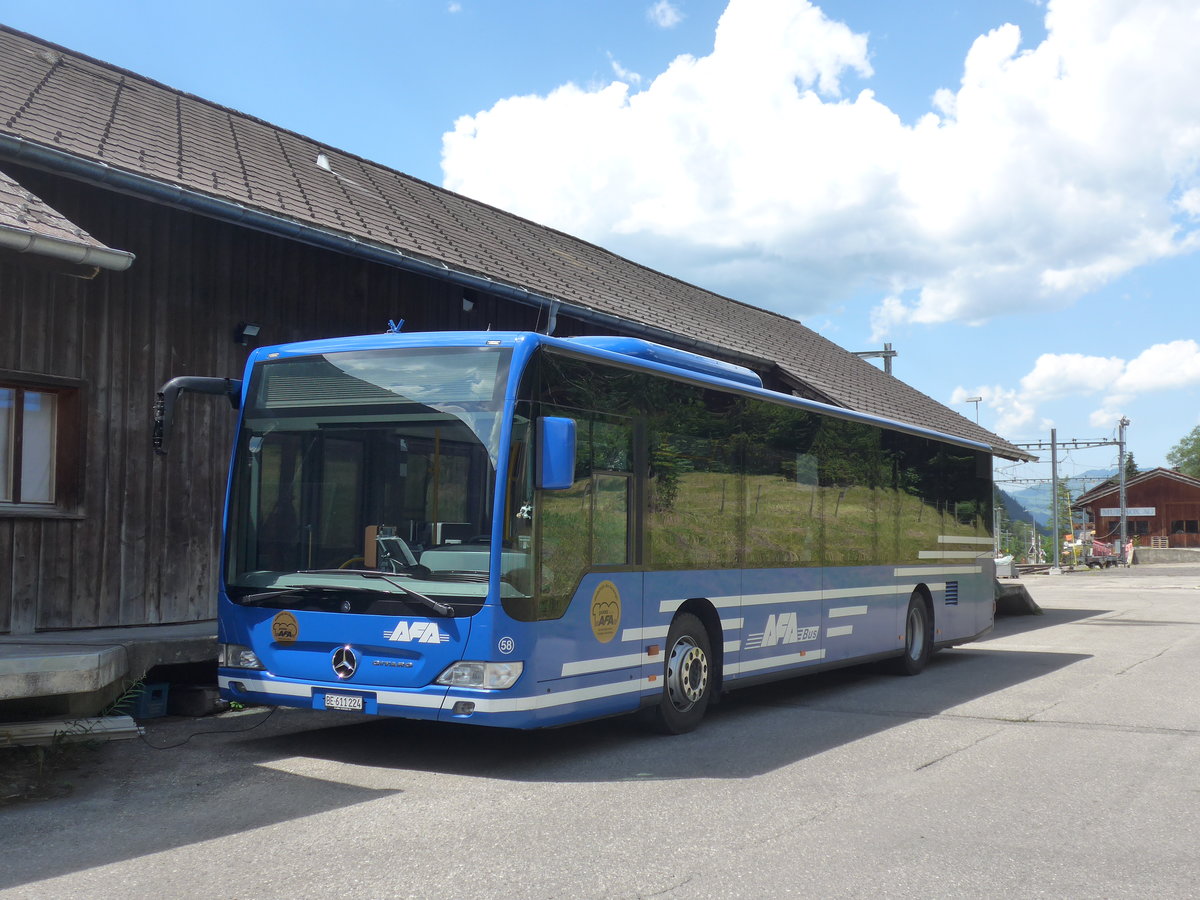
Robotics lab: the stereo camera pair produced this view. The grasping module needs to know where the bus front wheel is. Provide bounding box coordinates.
[892,592,932,676]
[645,612,713,734]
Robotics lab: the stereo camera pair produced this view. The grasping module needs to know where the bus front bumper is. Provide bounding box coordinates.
[219,668,654,728]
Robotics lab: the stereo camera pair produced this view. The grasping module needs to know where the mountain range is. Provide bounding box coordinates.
[1000,468,1117,527]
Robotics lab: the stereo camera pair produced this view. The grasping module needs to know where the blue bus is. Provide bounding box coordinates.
[159,330,994,733]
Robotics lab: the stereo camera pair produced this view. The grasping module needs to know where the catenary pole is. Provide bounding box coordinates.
[1050,428,1061,575]
[1118,417,1130,564]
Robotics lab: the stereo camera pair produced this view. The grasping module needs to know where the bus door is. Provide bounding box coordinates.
[740,440,822,673]
[534,412,643,690]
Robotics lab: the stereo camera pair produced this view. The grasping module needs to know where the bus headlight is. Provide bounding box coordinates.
[436,661,523,690]
[219,643,265,670]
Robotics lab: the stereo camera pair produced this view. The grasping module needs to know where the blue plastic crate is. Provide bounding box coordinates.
[128,682,169,719]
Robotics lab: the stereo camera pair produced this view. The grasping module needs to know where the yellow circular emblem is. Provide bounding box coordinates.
[271,611,299,644]
[590,580,621,643]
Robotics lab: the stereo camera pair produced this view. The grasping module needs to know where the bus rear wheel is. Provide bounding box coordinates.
[892,592,932,676]
[645,612,712,734]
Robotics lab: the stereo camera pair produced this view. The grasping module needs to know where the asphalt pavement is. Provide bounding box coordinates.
[1,564,1198,899]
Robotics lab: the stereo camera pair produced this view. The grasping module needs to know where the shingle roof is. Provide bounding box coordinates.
[0,25,1030,460]
[0,164,133,269]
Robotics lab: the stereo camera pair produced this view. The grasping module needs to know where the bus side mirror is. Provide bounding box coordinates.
[153,375,242,456]
[537,417,576,490]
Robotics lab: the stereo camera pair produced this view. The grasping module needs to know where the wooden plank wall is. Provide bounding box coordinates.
[0,165,568,632]
[1086,477,1200,549]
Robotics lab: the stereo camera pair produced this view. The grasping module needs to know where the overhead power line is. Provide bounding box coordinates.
[1005,419,1131,572]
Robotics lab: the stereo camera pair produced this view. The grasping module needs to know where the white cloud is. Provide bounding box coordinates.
[1089,401,1130,430]
[868,295,909,342]
[607,52,642,86]
[447,2,462,12]
[951,384,1036,435]
[647,1,684,29]
[1115,339,1200,392]
[1179,188,1200,218]
[962,339,1200,435]
[442,0,1200,329]
[1019,352,1125,400]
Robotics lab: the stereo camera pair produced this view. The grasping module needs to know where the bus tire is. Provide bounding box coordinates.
[644,612,713,734]
[892,592,932,676]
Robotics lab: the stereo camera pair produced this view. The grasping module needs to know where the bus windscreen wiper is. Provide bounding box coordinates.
[240,585,375,606]
[298,569,456,617]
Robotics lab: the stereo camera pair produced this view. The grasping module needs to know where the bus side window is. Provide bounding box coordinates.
[740,396,821,568]
[647,429,740,570]
[535,414,634,620]
[883,431,944,564]
[591,472,631,566]
[816,418,881,566]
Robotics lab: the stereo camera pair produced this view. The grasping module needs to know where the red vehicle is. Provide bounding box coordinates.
[1082,539,1119,568]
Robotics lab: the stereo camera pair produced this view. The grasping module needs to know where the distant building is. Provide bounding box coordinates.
[1073,468,1200,549]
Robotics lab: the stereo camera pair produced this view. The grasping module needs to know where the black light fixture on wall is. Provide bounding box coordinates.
[234,322,261,345]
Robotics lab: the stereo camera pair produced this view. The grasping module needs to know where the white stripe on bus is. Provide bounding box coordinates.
[825,585,907,600]
[826,625,853,637]
[937,536,996,545]
[226,673,653,715]
[829,605,868,618]
[453,677,657,713]
[738,590,820,607]
[620,625,669,641]
[726,649,827,674]
[219,676,312,698]
[659,594,740,614]
[918,550,989,559]
[623,618,741,645]
[219,675,450,710]
[373,692,451,709]
[561,652,653,677]
[893,565,981,577]
[660,584,909,616]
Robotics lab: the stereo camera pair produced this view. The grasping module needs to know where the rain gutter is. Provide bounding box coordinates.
[0,221,134,271]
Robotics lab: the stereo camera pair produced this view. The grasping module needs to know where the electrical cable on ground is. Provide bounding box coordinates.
[137,706,279,750]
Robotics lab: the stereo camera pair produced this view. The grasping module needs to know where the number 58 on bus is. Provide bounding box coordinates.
[156,330,994,734]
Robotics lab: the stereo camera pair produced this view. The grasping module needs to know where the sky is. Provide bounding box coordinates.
[2,0,1199,489]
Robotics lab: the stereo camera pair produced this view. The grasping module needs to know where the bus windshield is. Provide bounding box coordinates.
[225,346,512,603]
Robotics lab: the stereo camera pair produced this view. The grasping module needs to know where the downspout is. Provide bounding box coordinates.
[0,222,134,271]
[0,133,768,371]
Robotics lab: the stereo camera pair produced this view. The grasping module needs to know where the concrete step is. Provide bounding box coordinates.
[0,621,216,715]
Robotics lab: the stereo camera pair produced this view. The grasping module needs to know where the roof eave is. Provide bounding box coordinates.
[0,221,134,271]
[0,132,781,372]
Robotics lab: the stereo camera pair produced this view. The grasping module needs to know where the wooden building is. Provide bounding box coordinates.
[0,26,1029,636]
[1073,468,1200,549]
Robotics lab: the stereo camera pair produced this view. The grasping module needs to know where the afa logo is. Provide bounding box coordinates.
[384,621,451,644]
[590,581,621,643]
[271,611,299,644]
[744,612,819,650]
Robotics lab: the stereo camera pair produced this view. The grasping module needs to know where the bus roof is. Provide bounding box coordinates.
[246,330,994,456]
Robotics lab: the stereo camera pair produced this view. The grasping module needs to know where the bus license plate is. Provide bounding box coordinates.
[325,693,364,711]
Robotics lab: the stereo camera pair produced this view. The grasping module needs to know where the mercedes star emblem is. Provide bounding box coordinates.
[332,645,358,679]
